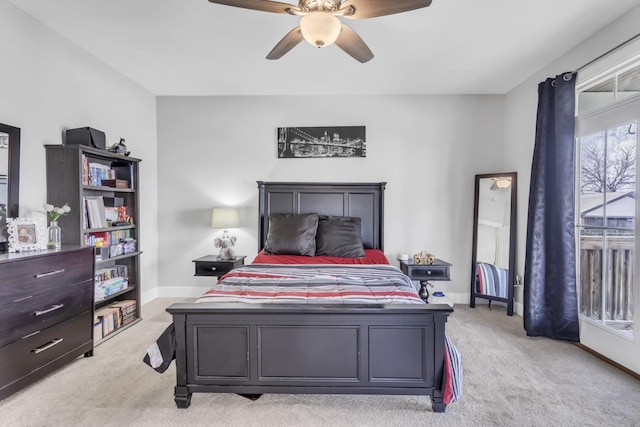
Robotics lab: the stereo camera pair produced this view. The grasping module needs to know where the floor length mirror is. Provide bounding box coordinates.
[0,123,20,252]
[470,172,517,315]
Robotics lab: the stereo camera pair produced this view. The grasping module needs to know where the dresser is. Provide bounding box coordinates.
[0,246,94,400]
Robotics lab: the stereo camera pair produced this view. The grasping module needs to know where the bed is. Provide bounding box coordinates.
[165,182,455,412]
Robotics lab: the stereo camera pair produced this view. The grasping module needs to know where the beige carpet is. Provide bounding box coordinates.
[1,298,639,427]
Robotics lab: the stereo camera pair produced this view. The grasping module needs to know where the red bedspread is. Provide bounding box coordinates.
[251,249,390,265]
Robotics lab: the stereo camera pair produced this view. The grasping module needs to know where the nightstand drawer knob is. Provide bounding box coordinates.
[211,267,217,271]
[427,271,432,275]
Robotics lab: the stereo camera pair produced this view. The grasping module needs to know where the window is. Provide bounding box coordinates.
[576,60,640,338]
[578,61,640,115]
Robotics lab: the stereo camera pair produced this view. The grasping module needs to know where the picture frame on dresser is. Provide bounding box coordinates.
[6,217,47,252]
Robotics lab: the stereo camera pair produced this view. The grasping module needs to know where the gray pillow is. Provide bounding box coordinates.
[264,213,319,256]
[315,216,366,258]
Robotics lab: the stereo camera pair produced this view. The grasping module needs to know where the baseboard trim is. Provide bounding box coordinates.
[575,343,640,380]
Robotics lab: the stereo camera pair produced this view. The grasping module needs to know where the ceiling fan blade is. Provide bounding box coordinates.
[341,0,432,19]
[208,0,299,15]
[335,24,374,63]
[266,27,304,60]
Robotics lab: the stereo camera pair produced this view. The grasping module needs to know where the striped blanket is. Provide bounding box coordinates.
[197,264,424,305]
[476,262,509,298]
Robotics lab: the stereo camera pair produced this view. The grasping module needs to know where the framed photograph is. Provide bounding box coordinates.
[277,126,366,158]
[6,217,47,252]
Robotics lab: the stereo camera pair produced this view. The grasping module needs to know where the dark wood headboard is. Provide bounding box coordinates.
[257,181,386,251]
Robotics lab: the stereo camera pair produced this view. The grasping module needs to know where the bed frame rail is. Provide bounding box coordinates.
[167,302,452,412]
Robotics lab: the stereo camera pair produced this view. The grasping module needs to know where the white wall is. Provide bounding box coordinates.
[0,0,159,303]
[156,95,505,302]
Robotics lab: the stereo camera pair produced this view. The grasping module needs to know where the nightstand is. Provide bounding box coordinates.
[193,255,246,277]
[399,258,451,303]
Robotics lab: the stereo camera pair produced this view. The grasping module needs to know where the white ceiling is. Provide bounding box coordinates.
[9,0,640,96]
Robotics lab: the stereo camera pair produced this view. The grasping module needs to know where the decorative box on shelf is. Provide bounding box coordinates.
[123,239,137,254]
[110,243,124,258]
[102,179,129,188]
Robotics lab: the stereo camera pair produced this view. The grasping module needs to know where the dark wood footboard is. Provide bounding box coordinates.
[167,302,453,412]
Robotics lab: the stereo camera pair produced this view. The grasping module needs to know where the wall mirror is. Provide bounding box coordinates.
[0,123,20,252]
[470,172,517,316]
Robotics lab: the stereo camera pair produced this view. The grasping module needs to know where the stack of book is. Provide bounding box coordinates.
[95,265,129,302]
[94,299,137,342]
[94,306,119,341]
[110,300,137,326]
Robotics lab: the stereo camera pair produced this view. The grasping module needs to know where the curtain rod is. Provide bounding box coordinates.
[575,32,640,73]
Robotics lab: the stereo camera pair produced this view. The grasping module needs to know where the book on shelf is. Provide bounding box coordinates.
[95,265,129,301]
[93,316,103,341]
[87,161,114,187]
[94,301,137,341]
[84,196,108,228]
[105,206,119,222]
[82,154,90,185]
[85,231,111,247]
[110,300,137,325]
[95,306,121,338]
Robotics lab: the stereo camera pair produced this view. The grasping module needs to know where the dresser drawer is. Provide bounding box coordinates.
[0,310,92,390]
[0,279,93,348]
[0,249,93,302]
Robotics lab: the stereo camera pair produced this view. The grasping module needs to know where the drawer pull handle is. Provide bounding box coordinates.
[22,330,41,340]
[427,271,432,275]
[35,268,65,279]
[211,267,217,271]
[32,338,64,354]
[34,304,64,316]
[14,295,34,303]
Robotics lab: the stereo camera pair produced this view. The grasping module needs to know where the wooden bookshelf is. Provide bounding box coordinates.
[45,144,142,344]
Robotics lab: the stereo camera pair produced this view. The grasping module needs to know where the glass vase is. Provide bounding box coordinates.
[47,220,61,250]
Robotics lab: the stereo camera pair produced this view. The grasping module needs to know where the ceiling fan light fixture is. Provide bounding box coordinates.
[300,11,341,48]
[495,178,512,189]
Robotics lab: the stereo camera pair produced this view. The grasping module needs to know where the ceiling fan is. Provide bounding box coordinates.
[207,0,433,63]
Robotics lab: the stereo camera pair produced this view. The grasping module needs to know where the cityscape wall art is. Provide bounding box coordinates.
[277,126,366,158]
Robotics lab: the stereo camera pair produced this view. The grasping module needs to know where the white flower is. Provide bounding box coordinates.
[42,202,71,222]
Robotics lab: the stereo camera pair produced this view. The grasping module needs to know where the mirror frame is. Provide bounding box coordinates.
[469,172,517,316]
[0,123,20,252]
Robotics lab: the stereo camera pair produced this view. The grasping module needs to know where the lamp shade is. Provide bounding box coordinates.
[211,207,240,229]
[300,11,342,48]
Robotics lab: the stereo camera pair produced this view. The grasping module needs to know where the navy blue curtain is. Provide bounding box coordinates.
[524,72,580,342]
